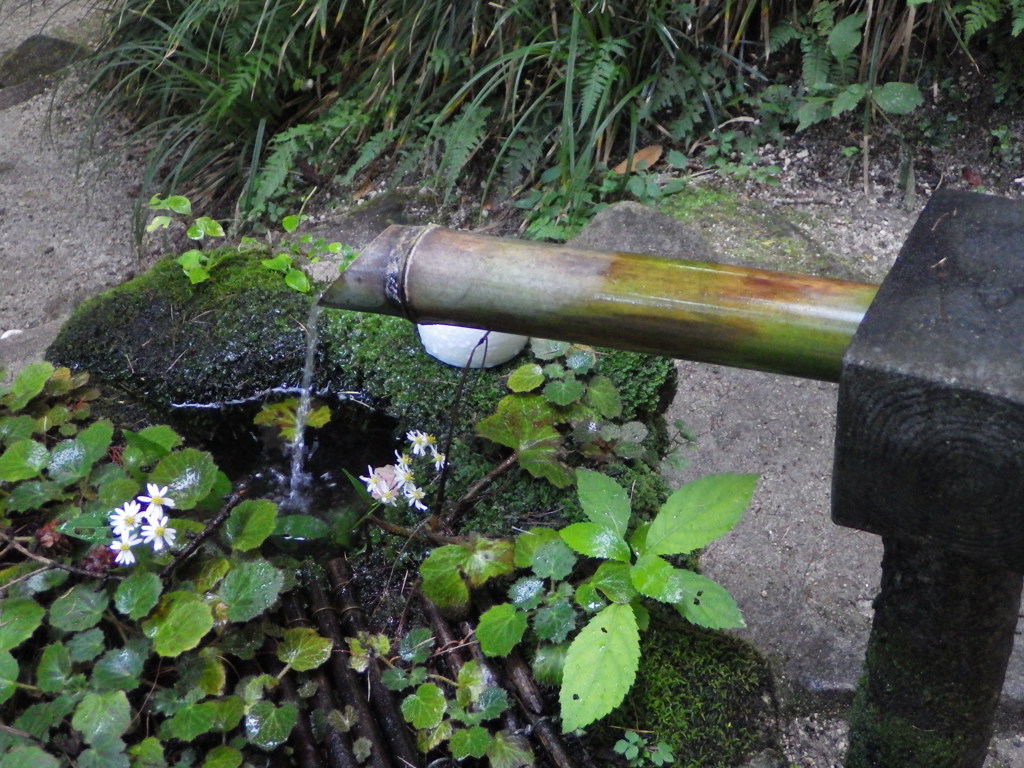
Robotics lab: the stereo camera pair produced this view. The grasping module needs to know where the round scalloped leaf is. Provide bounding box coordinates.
[1,746,60,768]
[6,361,54,410]
[145,591,214,657]
[0,649,17,704]
[543,378,585,406]
[475,603,527,657]
[115,571,163,620]
[507,363,545,393]
[532,603,576,644]
[583,374,622,419]
[168,697,245,740]
[36,642,72,693]
[0,439,49,482]
[400,682,446,730]
[451,725,493,759]
[0,597,45,651]
[50,585,108,632]
[72,690,131,744]
[220,558,284,622]
[277,627,333,672]
[201,745,243,768]
[93,638,149,692]
[225,499,278,551]
[148,448,218,510]
[245,700,298,750]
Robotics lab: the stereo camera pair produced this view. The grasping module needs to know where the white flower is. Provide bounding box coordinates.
[140,514,177,552]
[138,483,176,518]
[361,465,401,505]
[109,500,144,538]
[110,532,141,566]
[404,485,428,512]
[376,484,400,506]
[407,430,436,457]
[430,449,446,472]
[394,464,416,489]
[395,451,412,469]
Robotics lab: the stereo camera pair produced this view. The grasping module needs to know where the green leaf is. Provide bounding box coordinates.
[508,576,545,609]
[462,536,514,586]
[564,348,596,374]
[543,379,585,406]
[476,395,573,487]
[420,545,470,607]
[487,729,535,768]
[281,214,303,232]
[828,11,864,59]
[671,570,745,629]
[195,216,225,238]
[47,438,91,483]
[533,603,576,644]
[114,571,163,620]
[832,83,866,116]
[6,479,66,511]
[0,414,37,444]
[531,644,567,687]
[587,561,637,604]
[1,747,60,768]
[513,527,560,568]
[873,81,924,114]
[559,603,640,732]
[0,439,49,481]
[164,195,192,215]
[476,603,528,657]
[6,361,54,410]
[559,522,631,562]
[451,725,493,759]
[261,253,292,272]
[225,499,278,551]
[584,375,621,419]
[145,591,214,657]
[148,448,218,510]
[77,420,114,467]
[575,469,632,537]
[531,339,570,359]
[507,363,545,393]
[401,683,447,729]
[72,690,131,744]
[0,649,18,704]
[398,627,435,665]
[274,514,330,539]
[36,642,72,692]
[643,474,757,556]
[128,737,167,768]
[220,558,284,622]
[245,700,298,750]
[529,536,578,581]
[92,639,149,691]
[201,745,243,768]
[277,627,333,672]
[50,585,108,632]
[167,697,244,740]
[68,628,106,662]
[284,268,312,293]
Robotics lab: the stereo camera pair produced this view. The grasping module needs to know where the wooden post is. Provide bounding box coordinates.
[833,190,1024,767]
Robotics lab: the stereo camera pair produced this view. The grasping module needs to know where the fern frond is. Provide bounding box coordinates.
[578,38,626,130]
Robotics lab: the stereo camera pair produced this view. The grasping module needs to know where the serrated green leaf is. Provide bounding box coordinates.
[128,737,167,768]
[381,667,411,691]
[564,348,596,374]
[14,693,78,739]
[401,682,447,729]
[451,725,493,759]
[225,499,278,551]
[0,649,18,704]
[114,571,162,620]
[0,414,37,444]
[1,747,61,768]
[476,395,573,487]
[671,570,745,629]
[148,448,218,510]
[167,697,244,740]
[832,83,866,116]
[36,642,72,692]
[398,627,434,665]
[6,479,66,511]
[245,700,298,750]
[68,628,105,662]
[144,591,213,657]
[463,536,514,586]
[587,561,637,604]
[178,653,226,697]
[507,363,545,393]
[559,603,639,732]
[543,379,585,406]
[420,545,470,607]
[487,729,535,768]
[476,604,527,657]
[455,658,487,708]
[6,362,54,410]
[0,439,49,481]
[828,11,864,58]
[50,585,108,632]
[575,469,632,537]
[584,375,621,419]
[559,522,631,562]
[508,576,545,609]
[643,473,756,556]
[573,582,606,612]
[417,719,453,753]
[278,627,333,672]
[531,644,567,687]
[201,745,243,768]
[873,81,924,114]
[72,690,131,744]
[46,437,91,483]
[220,559,283,622]
[533,603,576,644]
[513,527,560,568]
[92,638,149,691]
[530,535,578,581]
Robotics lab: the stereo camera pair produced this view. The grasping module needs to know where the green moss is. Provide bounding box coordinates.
[846,693,962,768]
[599,607,777,768]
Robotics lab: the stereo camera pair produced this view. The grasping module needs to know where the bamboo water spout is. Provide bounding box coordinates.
[320,224,879,381]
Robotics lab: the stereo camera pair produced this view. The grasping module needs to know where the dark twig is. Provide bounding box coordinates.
[438,451,519,533]
[159,484,248,579]
[0,532,124,583]
[278,669,329,768]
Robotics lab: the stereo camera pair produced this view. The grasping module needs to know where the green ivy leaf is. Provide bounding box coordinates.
[643,473,756,556]
[195,216,225,238]
[72,690,131,744]
[559,603,640,732]
[401,683,447,729]
[671,570,745,629]
[476,395,573,488]
[575,469,632,538]
[1,747,60,768]
[5,361,53,411]
[145,591,214,657]
[873,81,924,115]
[261,253,293,272]
[148,448,218,510]
[50,585,108,632]
[543,379,585,406]
[507,363,545,393]
[245,700,298,750]
[0,439,49,481]
[476,603,527,657]
[36,642,72,692]
[281,214,303,233]
[451,725,493,759]
[0,649,18,704]
[277,627,333,672]
[225,499,278,551]
[201,745,243,768]
[584,375,622,419]
[533,603,576,644]
[221,558,284,622]
[420,545,470,607]
[559,522,631,562]
[115,571,163,620]
[162,195,192,215]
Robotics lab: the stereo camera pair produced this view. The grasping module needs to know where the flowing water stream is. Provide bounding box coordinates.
[282,297,322,512]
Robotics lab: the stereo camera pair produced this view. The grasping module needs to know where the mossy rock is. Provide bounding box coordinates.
[47,248,677,530]
[598,607,778,767]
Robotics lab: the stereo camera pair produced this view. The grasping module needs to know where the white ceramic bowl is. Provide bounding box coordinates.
[417,324,529,368]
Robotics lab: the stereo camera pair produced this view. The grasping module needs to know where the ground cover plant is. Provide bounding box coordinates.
[82,0,1024,237]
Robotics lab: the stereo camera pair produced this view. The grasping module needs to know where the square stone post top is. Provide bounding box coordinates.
[833,190,1024,572]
